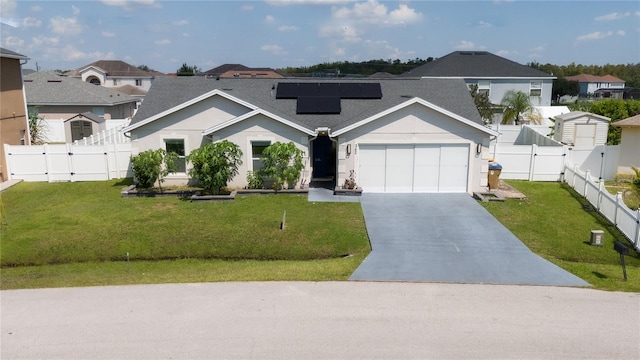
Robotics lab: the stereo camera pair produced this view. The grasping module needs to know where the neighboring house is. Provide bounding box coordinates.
[400,51,556,109]
[0,47,30,182]
[201,64,284,79]
[614,114,640,175]
[24,71,139,142]
[64,60,157,96]
[564,74,625,98]
[553,111,610,146]
[122,77,499,194]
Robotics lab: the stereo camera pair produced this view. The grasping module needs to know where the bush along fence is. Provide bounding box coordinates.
[564,163,640,252]
[4,143,132,182]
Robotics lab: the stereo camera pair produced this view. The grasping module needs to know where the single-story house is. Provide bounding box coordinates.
[553,111,610,146]
[201,64,285,79]
[564,74,625,98]
[614,114,640,175]
[24,71,139,142]
[122,77,499,194]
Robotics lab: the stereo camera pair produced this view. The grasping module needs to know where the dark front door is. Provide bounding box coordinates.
[311,136,336,182]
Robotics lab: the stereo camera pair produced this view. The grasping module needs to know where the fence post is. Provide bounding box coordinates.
[635,209,640,249]
[528,144,537,181]
[614,192,622,225]
[597,180,604,211]
[44,143,52,182]
[584,170,591,197]
[67,143,75,182]
[4,144,13,181]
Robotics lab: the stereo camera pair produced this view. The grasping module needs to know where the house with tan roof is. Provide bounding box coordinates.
[64,60,158,96]
[201,64,284,79]
[564,74,625,99]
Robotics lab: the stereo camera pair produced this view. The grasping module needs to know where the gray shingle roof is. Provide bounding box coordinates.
[64,60,154,78]
[400,51,554,78]
[24,71,138,106]
[131,76,484,133]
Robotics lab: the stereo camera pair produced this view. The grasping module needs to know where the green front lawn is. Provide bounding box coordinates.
[482,181,640,292]
[1,180,370,288]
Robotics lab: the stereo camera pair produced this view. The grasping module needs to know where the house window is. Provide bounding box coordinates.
[88,76,101,85]
[251,141,271,172]
[165,139,186,173]
[477,80,490,97]
[20,130,26,145]
[92,107,105,118]
[135,79,142,86]
[530,81,542,97]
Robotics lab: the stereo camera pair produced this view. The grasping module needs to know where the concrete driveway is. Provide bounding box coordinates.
[350,193,590,286]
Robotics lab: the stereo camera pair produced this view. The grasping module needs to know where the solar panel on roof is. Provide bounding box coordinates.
[296,96,341,114]
[360,83,382,99]
[276,83,298,99]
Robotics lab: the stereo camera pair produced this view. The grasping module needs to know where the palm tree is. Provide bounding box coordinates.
[500,90,533,125]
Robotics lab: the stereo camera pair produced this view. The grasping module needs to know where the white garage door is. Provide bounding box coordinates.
[358,144,469,193]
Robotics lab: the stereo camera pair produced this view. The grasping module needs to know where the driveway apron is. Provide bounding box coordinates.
[350,193,589,286]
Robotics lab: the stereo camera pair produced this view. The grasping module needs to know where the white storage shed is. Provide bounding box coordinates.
[553,111,610,146]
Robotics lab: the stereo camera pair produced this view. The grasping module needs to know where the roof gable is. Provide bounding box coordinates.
[0,47,29,60]
[401,51,554,79]
[554,111,610,122]
[202,109,315,136]
[332,97,498,137]
[66,60,154,78]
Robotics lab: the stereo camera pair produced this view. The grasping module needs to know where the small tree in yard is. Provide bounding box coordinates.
[500,90,534,125]
[186,141,243,194]
[130,149,178,190]
[261,142,305,191]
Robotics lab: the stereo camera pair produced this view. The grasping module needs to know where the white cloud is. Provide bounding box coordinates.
[172,20,188,26]
[616,30,625,36]
[31,35,60,48]
[476,21,492,29]
[241,5,254,11]
[453,40,475,50]
[100,0,161,10]
[22,17,42,28]
[102,31,116,37]
[319,24,361,42]
[265,15,276,24]
[576,31,613,42]
[50,17,82,35]
[278,25,299,32]
[31,5,43,12]
[332,0,422,26]
[0,0,16,15]
[155,39,171,45]
[595,12,630,21]
[60,45,114,62]
[261,44,286,55]
[72,5,80,15]
[3,35,24,48]
[334,47,346,57]
[530,45,545,52]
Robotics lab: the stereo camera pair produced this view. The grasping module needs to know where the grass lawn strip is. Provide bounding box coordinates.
[481,180,640,293]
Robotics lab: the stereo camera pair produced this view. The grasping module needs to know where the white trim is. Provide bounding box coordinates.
[121,89,259,133]
[332,97,499,137]
[202,108,315,136]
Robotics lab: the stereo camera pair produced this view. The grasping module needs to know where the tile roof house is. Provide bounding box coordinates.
[24,71,139,142]
[123,76,499,194]
[201,64,285,79]
[614,114,640,175]
[0,47,30,182]
[564,74,625,98]
[64,60,157,96]
[400,51,556,109]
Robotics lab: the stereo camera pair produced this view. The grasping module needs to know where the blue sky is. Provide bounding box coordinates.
[1,0,639,73]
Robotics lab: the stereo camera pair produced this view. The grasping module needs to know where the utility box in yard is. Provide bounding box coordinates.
[590,230,604,246]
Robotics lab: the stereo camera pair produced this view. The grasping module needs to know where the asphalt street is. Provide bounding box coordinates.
[2,282,639,359]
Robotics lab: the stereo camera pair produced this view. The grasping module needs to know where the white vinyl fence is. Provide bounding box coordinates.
[564,163,640,252]
[4,143,132,182]
[490,144,566,181]
[72,122,131,145]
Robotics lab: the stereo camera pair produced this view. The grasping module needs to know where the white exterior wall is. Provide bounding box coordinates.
[465,78,553,106]
[104,77,153,92]
[211,115,311,189]
[617,128,640,175]
[336,103,492,194]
